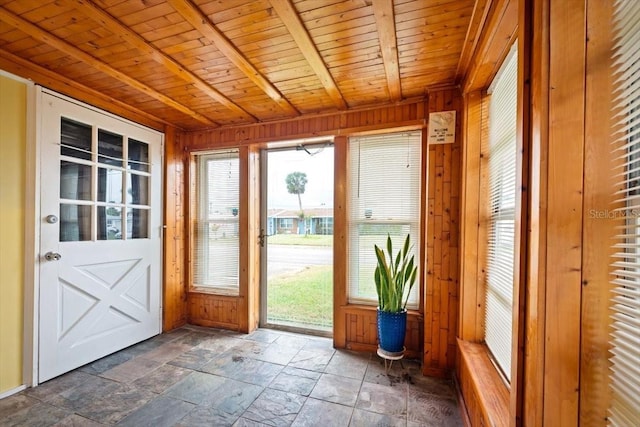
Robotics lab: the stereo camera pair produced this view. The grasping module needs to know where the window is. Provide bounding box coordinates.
[348,131,421,307]
[279,218,293,229]
[609,1,640,424]
[484,45,518,382]
[193,149,240,294]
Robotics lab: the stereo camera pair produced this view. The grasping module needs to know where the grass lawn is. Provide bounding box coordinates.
[268,234,332,246]
[267,265,333,329]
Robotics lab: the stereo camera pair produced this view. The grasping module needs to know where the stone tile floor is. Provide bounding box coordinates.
[0,326,463,426]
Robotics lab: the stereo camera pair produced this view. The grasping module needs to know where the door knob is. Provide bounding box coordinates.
[44,251,62,261]
[45,215,58,224]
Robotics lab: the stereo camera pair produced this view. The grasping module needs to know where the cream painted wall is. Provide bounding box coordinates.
[0,74,26,393]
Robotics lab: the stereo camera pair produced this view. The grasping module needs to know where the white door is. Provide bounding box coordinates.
[38,90,163,382]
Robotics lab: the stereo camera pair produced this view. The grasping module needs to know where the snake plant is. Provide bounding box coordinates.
[374,233,418,313]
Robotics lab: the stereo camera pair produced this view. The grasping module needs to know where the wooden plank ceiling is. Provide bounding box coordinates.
[0,0,477,130]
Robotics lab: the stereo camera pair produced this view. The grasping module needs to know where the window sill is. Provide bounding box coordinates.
[189,287,239,297]
[341,303,422,317]
[457,339,509,427]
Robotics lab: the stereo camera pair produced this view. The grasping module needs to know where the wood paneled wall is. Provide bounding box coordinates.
[423,90,463,376]
[182,101,426,149]
[518,1,618,424]
[341,307,423,359]
[178,95,463,372]
[163,126,188,331]
[526,0,617,424]
[458,91,487,344]
[188,293,239,329]
[580,0,617,424]
[456,0,620,425]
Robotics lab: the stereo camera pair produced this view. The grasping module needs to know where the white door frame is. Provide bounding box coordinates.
[24,86,164,386]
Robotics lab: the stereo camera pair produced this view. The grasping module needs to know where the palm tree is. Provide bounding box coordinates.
[285,171,308,217]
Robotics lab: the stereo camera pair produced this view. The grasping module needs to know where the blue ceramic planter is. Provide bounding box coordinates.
[377,309,407,353]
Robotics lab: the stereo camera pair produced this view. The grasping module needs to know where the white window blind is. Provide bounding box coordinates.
[609,1,640,425]
[193,149,240,294]
[484,45,518,382]
[348,131,421,307]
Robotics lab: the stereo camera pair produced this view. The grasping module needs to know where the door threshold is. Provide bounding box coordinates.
[261,323,333,339]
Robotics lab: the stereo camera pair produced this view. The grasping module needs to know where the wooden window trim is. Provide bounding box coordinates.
[459,28,527,421]
[333,130,428,358]
[185,146,260,333]
[458,339,509,426]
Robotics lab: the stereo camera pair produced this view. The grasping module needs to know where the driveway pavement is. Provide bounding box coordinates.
[266,244,332,278]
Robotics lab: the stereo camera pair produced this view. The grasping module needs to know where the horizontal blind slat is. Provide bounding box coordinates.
[193,150,240,293]
[348,131,421,308]
[484,45,517,383]
[609,1,640,425]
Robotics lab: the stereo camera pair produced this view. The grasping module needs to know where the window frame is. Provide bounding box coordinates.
[457,35,525,426]
[190,149,241,296]
[483,45,519,383]
[346,131,422,308]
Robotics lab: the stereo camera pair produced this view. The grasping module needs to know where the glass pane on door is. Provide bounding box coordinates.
[98,129,123,167]
[59,204,91,241]
[128,139,149,172]
[128,208,150,239]
[60,161,91,201]
[97,206,122,240]
[60,118,91,160]
[58,116,152,242]
[263,145,334,334]
[97,168,123,203]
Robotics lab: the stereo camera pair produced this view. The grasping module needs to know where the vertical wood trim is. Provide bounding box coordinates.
[420,114,429,320]
[247,146,261,332]
[163,125,187,331]
[476,98,490,339]
[333,135,348,348]
[523,0,549,424]
[459,91,483,342]
[238,146,250,333]
[580,0,616,423]
[544,0,586,424]
[510,1,531,423]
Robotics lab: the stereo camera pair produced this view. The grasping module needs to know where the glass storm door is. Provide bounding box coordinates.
[260,144,334,335]
[38,90,163,382]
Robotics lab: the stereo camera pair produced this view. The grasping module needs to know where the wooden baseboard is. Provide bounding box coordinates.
[453,372,473,427]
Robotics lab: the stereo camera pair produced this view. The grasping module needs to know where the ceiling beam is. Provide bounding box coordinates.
[167,0,299,117]
[269,0,348,110]
[0,6,217,127]
[65,0,256,123]
[0,48,171,131]
[372,0,402,101]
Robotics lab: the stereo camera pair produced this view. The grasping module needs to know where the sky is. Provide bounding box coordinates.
[267,146,334,210]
